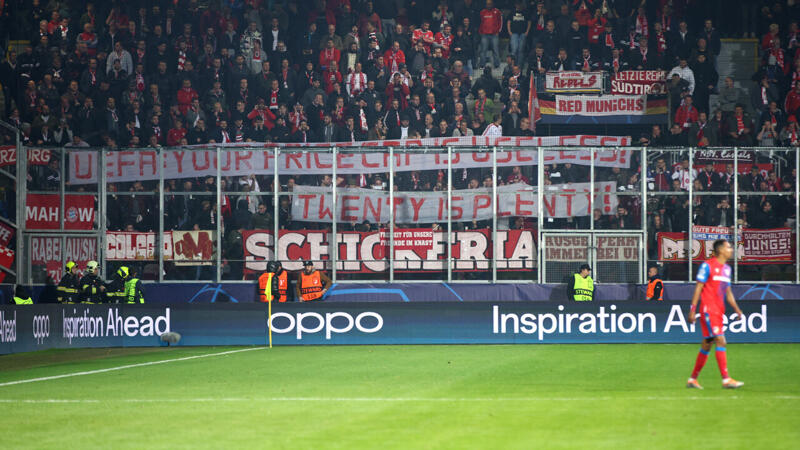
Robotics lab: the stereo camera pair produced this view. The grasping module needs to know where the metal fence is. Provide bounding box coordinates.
[14,146,800,285]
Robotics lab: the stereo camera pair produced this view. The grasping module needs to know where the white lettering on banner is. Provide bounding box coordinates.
[491,304,767,341]
[32,314,50,345]
[555,95,646,116]
[269,311,383,340]
[658,227,795,263]
[62,308,170,344]
[0,311,17,343]
[545,71,604,92]
[242,229,537,274]
[30,236,97,283]
[610,71,667,95]
[105,232,169,261]
[290,182,617,224]
[0,146,52,167]
[67,138,632,184]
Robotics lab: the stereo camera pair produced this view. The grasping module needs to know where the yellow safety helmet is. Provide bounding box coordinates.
[86,260,99,274]
[117,266,129,278]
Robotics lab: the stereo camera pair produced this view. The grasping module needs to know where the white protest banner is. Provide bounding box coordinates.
[69,146,633,184]
[242,228,536,274]
[610,70,667,95]
[105,231,176,261]
[30,236,97,283]
[555,95,646,116]
[545,71,604,93]
[290,182,618,224]
[544,235,640,262]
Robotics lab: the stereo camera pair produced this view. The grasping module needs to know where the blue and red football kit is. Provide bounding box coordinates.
[695,258,732,339]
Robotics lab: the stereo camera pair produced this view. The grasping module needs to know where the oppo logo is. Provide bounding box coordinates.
[32,314,50,344]
[269,311,383,339]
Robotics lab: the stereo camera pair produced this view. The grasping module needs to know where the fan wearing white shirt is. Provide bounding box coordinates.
[482,115,503,137]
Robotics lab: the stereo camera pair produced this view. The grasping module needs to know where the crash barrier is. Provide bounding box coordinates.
[1,282,798,305]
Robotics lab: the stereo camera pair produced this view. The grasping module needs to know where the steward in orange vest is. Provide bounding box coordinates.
[646,265,664,301]
[296,260,332,301]
[258,261,289,302]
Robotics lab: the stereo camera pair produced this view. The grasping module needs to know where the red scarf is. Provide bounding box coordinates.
[349,72,365,95]
[269,89,278,108]
[771,47,785,70]
[635,14,648,39]
[613,58,619,71]
[605,33,614,49]
[640,47,648,64]
[661,15,671,32]
[736,115,745,133]
[359,108,368,131]
[177,51,186,71]
[474,97,486,116]
[696,121,706,144]
[136,73,145,91]
[582,56,590,71]
[656,32,667,54]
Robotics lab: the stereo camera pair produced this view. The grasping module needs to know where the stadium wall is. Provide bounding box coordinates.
[2,283,799,305]
[2,301,799,354]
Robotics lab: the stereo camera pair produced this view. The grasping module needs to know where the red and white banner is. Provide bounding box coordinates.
[171,230,215,265]
[106,231,165,261]
[610,70,667,95]
[0,221,14,247]
[25,194,95,230]
[30,236,98,283]
[0,146,52,167]
[290,182,618,224]
[67,138,633,184]
[658,226,795,264]
[242,229,536,275]
[555,95,646,116]
[545,71,604,93]
[0,245,13,283]
[544,235,640,262]
[106,230,216,261]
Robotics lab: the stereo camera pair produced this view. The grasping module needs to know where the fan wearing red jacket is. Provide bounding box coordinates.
[478,0,502,68]
[412,21,435,54]
[384,42,406,73]
[319,38,341,71]
[322,61,343,95]
[675,95,699,130]
[176,79,199,116]
[386,73,411,110]
[786,83,800,117]
[434,24,454,59]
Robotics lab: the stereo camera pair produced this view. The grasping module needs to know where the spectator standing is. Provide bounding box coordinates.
[478,0,502,69]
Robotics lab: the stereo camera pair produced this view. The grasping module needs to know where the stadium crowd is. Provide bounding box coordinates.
[0,0,797,281]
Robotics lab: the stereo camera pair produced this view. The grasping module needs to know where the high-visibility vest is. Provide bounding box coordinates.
[646,278,663,301]
[259,271,289,302]
[573,274,594,301]
[13,296,33,305]
[299,271,324,301]
[125,278,144,304]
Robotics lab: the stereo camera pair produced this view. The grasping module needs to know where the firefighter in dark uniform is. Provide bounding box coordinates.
[57,261,81,303]
[124,267,145,304]
[79,260,106,303]
[296,261,332,302]
[258,261,290,302]
[106,266,130,303]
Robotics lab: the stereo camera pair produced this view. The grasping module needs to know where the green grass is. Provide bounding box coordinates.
[0,344,798,449]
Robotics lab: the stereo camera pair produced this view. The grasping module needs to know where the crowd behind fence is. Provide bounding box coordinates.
[12,145,800,285]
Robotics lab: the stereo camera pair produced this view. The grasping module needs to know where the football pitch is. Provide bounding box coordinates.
[0,344,798,449]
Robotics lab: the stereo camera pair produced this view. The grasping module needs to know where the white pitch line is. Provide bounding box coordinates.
[0,395,798,404]
[0,347,264,388]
